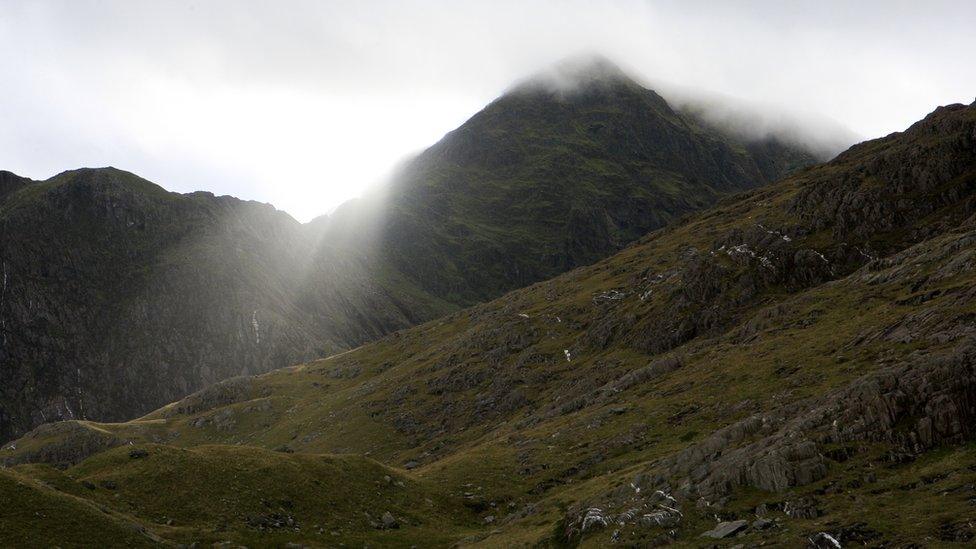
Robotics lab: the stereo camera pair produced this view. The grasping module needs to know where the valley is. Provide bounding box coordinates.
[4,95,974,546]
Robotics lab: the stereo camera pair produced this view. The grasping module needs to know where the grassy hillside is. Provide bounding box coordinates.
[2,444,477,547]
[4,101,974,546]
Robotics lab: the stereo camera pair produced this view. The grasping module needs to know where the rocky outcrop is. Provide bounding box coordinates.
[155,376,258,418]
[788,102,976,246]
[701,519,748,539]
[652,334,976,500]
[1,421,122,468]
[561,487,684,544]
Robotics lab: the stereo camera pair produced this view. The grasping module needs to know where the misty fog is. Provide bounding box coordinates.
[1,0,973,220]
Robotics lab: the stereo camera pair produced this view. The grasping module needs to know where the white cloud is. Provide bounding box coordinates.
[1,0,973,221]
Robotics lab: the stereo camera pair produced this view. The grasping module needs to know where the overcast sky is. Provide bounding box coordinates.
[1,1,974,221]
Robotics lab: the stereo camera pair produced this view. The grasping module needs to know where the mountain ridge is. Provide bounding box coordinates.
[4,100,975,546]
[0,58,825,443]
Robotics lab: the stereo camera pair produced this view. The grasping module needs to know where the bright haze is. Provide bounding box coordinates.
[2,1,973,222]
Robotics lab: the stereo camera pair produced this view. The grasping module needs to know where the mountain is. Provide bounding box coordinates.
[0,57,824,443]
[0,168,451,443]
[331,55,822,305]
[5,100,974,547]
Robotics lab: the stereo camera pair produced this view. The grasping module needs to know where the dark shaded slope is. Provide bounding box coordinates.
[0,168,448,442]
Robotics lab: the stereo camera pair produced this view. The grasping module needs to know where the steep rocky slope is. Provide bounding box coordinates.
[0,168,450,443]
[4,101,974,547]
[0,57,821,443]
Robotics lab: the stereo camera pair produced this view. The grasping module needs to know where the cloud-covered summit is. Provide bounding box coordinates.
[1,1,972,220]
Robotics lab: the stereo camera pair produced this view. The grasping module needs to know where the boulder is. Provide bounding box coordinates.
[701,519,748,539]
[381,511,399,529]
[808,532,842,548]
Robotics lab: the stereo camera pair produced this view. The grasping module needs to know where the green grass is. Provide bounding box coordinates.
[5,444,480,547]
[0,467,158,548]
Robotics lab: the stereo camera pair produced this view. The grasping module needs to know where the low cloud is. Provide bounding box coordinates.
[659,86,862,159]
[1,1,973,220]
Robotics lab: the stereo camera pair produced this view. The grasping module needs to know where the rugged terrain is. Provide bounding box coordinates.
[3,100,974,547]
[0,57,820,443]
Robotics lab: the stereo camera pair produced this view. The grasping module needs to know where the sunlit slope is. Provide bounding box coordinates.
[327,56,821,305]
[5,101,975,545]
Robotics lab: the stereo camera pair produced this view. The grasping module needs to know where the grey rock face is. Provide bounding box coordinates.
[380,511,399,529]
[652,331,976,500]
[700,519,748,539]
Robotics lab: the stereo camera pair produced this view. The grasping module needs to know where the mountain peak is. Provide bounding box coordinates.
[511,53,640,95]
[549,52,630,80]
